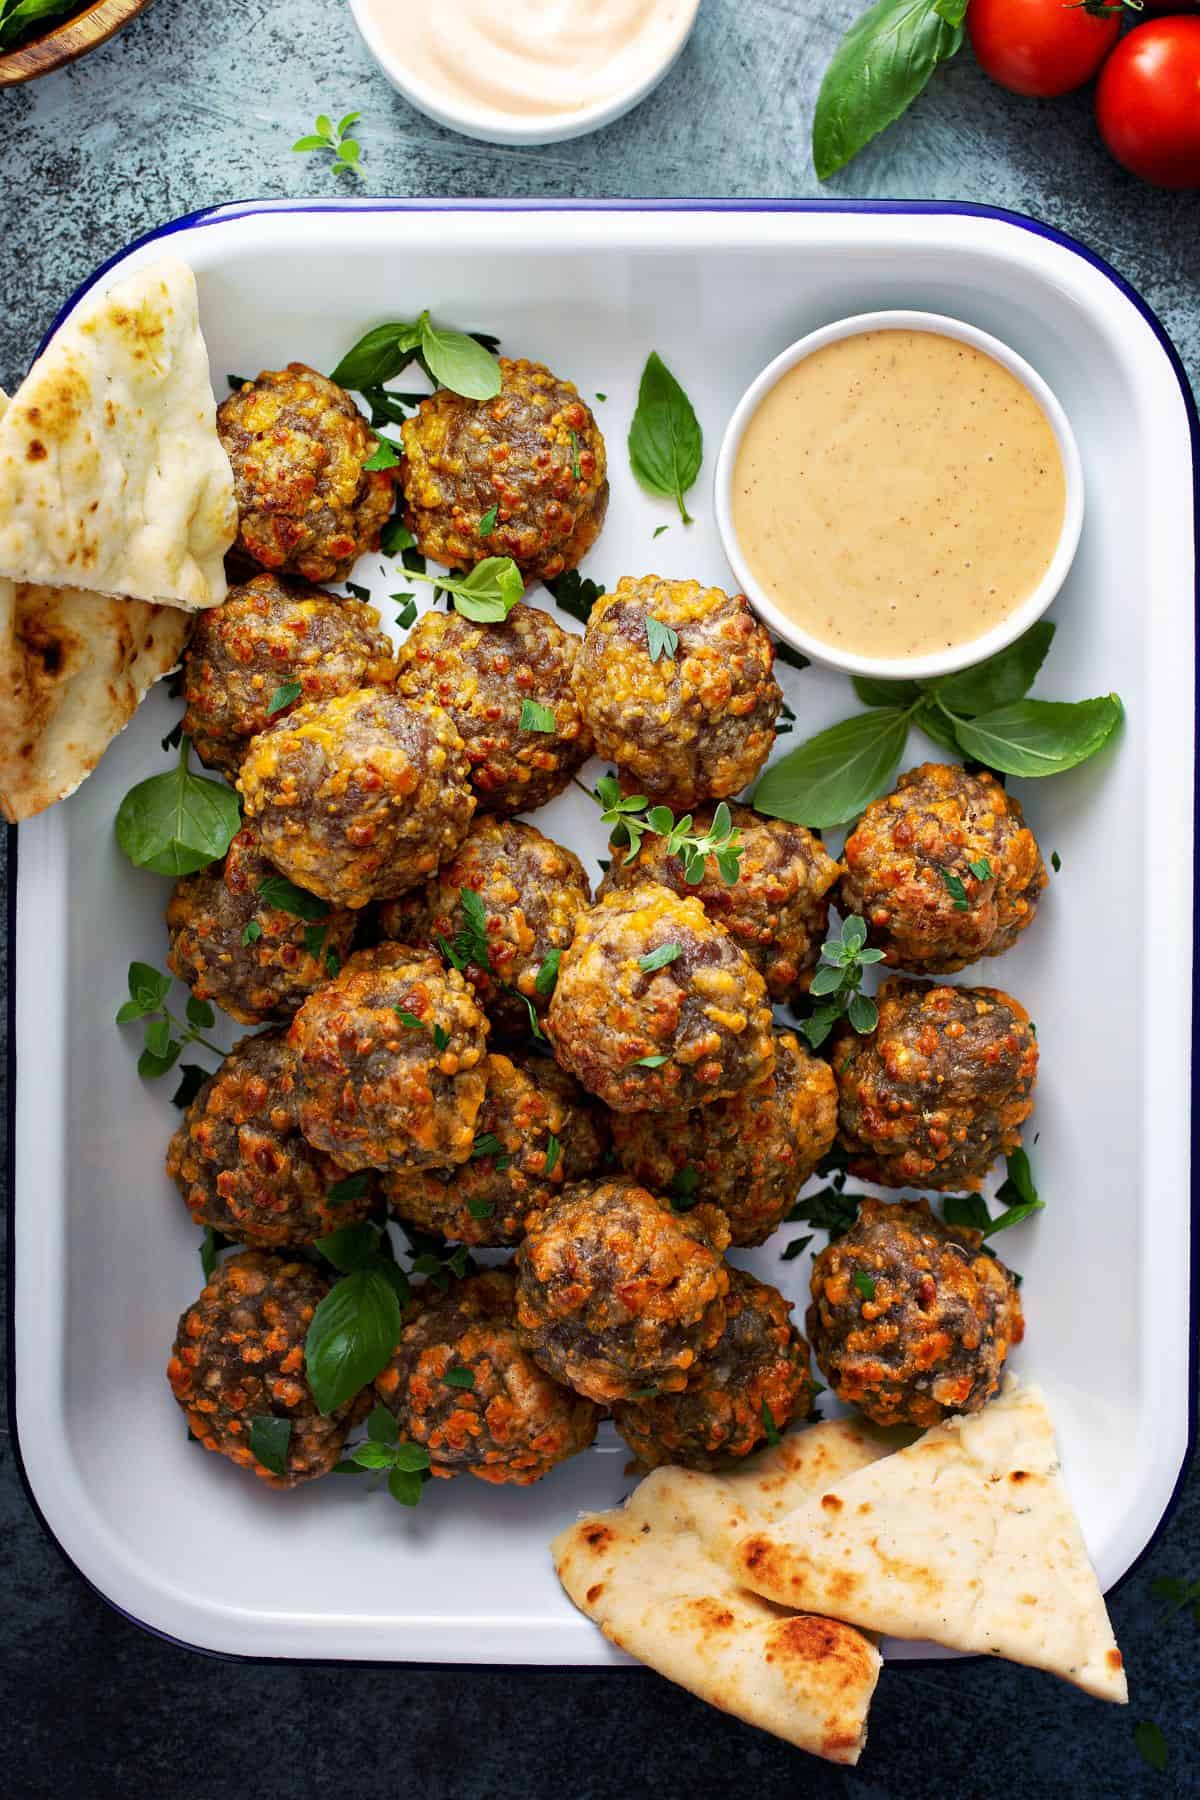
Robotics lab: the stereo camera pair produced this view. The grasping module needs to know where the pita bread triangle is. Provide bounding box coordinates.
[552,1418,899,1765]
[732,1380,1127,1703]
[0,258,235,611]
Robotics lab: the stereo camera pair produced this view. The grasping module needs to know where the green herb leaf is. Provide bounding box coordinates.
[395,1009,424,1030]
[266,680,302,718]
[628,351,703,525]
[812,0,967,182]
[1051,850,1062,873]
[433,1023,451,1052]
[968,856,993,881]
[638,942,682,974]
[853,1270,876,1301]
[115,738,241,878]
[942,1193,993,1233]
[786,1184,863,1237]
[242,921,263,946]
[800,1004,842,1050]
[382,517,418,556]
[846,992,879,1035]
[544,568,605,625]
[199,1225,228,1279]
[645,615,679,663]
[519,698,557,733]
[257,874,328,921]
[249,1416,292,1477]
[443,1365,476,1390]
[544,1133,562,1177]
[941,868,969,912]
[634,1053,670,1068]
[393,593,418,629]
[393,1441,432,1472]
[173,1063,210,1110]
[934,621,1055,716]
[534,950,561,996]
[330,322,423,392]
[760,1400,781,1447]
[753,708,911,829]
[410,557,523,624]
[653,525,669,540]
[305,1269,402,1414]
[351,1440,398,1470]
[915,698,962,753]
[304,923,327,961]
[467,1198,496,1220]
[388,1466,425,1507]
[118,961,172,1020]
[471,1133,504,1160]
[327,1171,372,1207]
[782,1235,813,1262]
[227,374,250,391]
[363,437,400,471]
[669,1165,700,1210]
[852,674,922,709]
[478,503,499,536]
[1133,1721,1167,1775]
[418,315,503,400]
[316,1221,385,1273]
[952,696,1123,779]
[772,639,811,673]
[138,1037,182,1080]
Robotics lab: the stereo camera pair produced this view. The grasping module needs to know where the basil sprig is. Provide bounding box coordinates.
[813,0,968,181]
[330,312,501,401]
[628,352,703,525]
[0,0,81,51]
[115,735,241,878]
[754,622,1123,829]
[306,1220,409,1415]
[408,558,523,624]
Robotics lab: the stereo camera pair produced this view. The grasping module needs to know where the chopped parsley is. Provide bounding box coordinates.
[940,868,969,912]
[645,614,679,663]
[266,681,302,717]
[853,1271,876,1301]
[544,1133,562,1176]
[443,1366,476,1391]
[478,503,499,536]
[637,942,681,974]
[760,1401,781,1447]
[967,856,993,881]
[519,698,556,733]
[534,950,561,996]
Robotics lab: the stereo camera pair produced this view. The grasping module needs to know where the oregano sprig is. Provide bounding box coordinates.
[586,774,745,885]
[796,916,884,1049]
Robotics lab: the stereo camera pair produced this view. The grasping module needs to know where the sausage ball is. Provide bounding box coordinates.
[840,763,1048,974]
[394,603,591,815]
[600,803,840,1002]
[166,824,356,1025]
[238,689,474,909]
[375,1267,599,1485]
[167,1251,369,1487]
[833,977,1039,1191]
[612,1269,814,1470]
[377,816,592,1038]
[807,1198,1025,1429]
[514,1177,731,1404]
[218,364,395,583]
[400,357,608,583]
[572,576,781,809]
[166,1028,379,1249]
[611,1029,837,1247]
[181,572,397,776]
[546,882,776,1113]
[384,1048,609,1248]
[289,944,489,1173]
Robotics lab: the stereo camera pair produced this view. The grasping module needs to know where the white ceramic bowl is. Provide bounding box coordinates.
[714,309,1085,684]
[348,0,702,146]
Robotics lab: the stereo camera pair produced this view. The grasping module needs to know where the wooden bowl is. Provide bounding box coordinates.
[0,0,153,86]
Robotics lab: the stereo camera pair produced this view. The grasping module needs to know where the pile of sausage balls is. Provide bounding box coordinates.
[165,352,1043,1495]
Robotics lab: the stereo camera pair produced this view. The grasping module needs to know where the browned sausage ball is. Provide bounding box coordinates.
[612,1268,814,1470]
[514,1177,731,1403]
[238,689,474,909]
[572,576,781,809]
[289,944,489,1172]
[384,1048,609,1247]
[377,816,592,1038]
[181,572,397,775]
[218,365,395,583]
[167,1251,370,1487]
[833,977,1039,1191]
[374,1267,599,1485]
[546,882,776,1113]
[166,1028,379,1248]
[400,358,608,583]
[599,802,840,1002]
[393,603,592,815]
[611,1029,836,1247]
[807,1198,1025,1429]
[166,824,357,1025]
[839,763,1048,974]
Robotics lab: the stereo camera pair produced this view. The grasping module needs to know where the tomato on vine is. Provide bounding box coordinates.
[967,0,1122,98]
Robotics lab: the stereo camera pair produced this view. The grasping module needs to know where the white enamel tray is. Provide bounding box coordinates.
[10,202,1197,1664]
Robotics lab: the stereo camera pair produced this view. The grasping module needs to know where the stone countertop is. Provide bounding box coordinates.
[1,3,1196,1795]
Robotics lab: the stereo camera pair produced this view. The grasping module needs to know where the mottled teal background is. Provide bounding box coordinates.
[1,2,1196,1795]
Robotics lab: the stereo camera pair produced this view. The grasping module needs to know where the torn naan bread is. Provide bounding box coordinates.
[733,1381,1127,1704]
[0,258,235,610]
[552,1419,898,1765]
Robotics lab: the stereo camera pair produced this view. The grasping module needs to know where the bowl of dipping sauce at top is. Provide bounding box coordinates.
[714,311,1084,683]
[349,0,702,146]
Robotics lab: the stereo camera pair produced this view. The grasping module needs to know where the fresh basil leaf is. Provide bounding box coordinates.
[393,1441,432,1472]
[1133,1722,1167,1775]
[942,1193,993,1233]
[388,1466,425,1506]
[628,351,703,525]
[519,698,556,733]
[0,0,80,50]
[330,321,423,392]
[781,1234,813,1262]
[412,557,523,624]
[173,1063,210,1110]
[257,875,328,921]
[852,674,922,708]
[393,593,418,629]
[249,1416,292,1477]
[199,1224,231,1279]
[652,524,669,540]
[984,1197,1044,1237]
[443,1365,476,1390]
[305,1269,402,1414]
[637,942,682,974]
[812,0,967,182]
[419,315,502,400]
[478,503,499,536]
[772,638,811,673]
[471,1133,504,1160]
[760,1400,781,1447]
[753,708,910,829]
[852,1271,876,1301]
[1051,849,1062,873]
[952,696,1123,778]
[351,1440,398,1470]
[634,1054,670,1068]
[242,921,262,946]
[316,1221,384,1273]
[645,615,679,663]
[933,621,1055,716]
[545,568,605,625]
[363,386,423,428]
[915,699,962,753]
[785,1183,862,1236]
[267,681,302,718]
[382,517,417,556]
[115,741,241,878]
[363,437,400,471]
[365,1403,399,1445]
[534,950,561,996]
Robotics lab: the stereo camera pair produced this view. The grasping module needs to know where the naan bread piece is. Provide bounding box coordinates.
[0,576,190,822]
[733,1381,1127,1703]
[552,1419,897,1765]
[0,258,235,610]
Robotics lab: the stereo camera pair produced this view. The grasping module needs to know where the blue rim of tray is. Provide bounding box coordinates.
[7,196,1198,1671]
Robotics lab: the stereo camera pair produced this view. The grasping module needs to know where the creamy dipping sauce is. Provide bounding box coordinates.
[358,0,696,122]
[731,330,1067,661]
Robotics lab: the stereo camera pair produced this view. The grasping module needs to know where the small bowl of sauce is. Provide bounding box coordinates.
[350,0,702,146]
[715,312,1084,682]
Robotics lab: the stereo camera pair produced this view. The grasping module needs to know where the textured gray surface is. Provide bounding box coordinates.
[1,2,1197,1795]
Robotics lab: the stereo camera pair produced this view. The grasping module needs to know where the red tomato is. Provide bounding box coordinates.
[967,0,1121,97]
[1096,18,1200,188]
